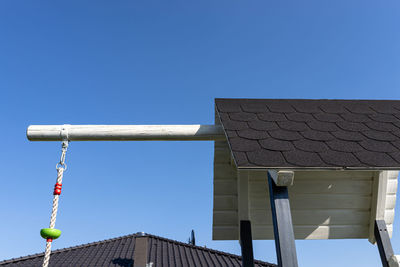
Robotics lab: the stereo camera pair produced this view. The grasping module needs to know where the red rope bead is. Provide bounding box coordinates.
[46,238,53,242]
[53,183,62,195]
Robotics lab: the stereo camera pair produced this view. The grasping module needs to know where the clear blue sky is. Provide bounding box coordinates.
[0,1,399,266]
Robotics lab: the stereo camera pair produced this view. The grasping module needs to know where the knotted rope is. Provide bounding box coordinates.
[42,141,69,267]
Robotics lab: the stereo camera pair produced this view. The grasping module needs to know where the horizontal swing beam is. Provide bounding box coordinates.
[26,125,226,141]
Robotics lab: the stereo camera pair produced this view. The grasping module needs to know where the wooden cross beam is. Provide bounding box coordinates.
[26,125,225,141]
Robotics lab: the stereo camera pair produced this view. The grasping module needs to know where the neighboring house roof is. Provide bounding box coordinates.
[215,98,400,170]
[0,233,275,267]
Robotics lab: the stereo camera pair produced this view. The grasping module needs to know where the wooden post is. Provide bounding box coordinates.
[26,125,225,141]
[240,220,255,267]
[267,171,298,267]
[375,220,395,267]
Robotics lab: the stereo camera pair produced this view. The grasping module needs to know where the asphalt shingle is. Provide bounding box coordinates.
[215,99,400,169]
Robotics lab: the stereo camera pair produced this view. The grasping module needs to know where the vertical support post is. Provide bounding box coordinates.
[267,171,298,267]
[240,220,255,267]
[375,220,395,267]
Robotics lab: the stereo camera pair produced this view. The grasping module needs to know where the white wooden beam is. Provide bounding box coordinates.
[27,125,225,141]
[237,170,250,222]
[389,255,400,267]
[369,171,389,244]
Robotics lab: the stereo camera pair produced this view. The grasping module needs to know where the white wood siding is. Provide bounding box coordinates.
[212,166,399,240]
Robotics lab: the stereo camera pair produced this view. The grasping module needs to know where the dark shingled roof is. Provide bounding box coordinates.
[0,233,275,267]
[215,98,400,169]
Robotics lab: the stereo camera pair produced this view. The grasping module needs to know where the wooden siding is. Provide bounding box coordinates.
[212,165,399,240]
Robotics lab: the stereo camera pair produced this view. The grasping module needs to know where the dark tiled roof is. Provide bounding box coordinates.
[0,233,275,267]
[215,98,400,169]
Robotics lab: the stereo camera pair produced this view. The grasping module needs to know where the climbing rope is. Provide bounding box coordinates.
[41,141,69,267]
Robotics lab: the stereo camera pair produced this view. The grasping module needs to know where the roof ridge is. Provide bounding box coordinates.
[146,234,273,265]
[0,232,140,265]
[0,232,275,266]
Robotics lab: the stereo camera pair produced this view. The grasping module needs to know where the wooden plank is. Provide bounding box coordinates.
[238,170,250,221]
[268,172,298,267]
[214,163,236,180]
[250,194,372,210]
[375,220,395,267]
[369,171,389,243]
[213,195,238,211]
[250,180,373,195]
[213,211,238,225]
[214,180,237,195]
[250,209,370,226]
[213,224,378,240]
[294,171,374,180]
[212,226,238,240]
[251,225,370,240]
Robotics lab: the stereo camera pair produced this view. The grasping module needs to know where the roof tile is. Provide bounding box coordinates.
[319,103,347,114]
[362,131,398,141]
[277,121,309,131]
[340,113,371,122]
[248,121,279,131]
[369,114,399,123]
[269,129,302,141]
[233,152,250,166]
[286,113,315,122]
[392,141,400,150]
[247,150,286,166]
[365,121,399,132]
[307,121,340,132]
[355,151,398,167]
[293,140,328,152]
[230,112,258,122]
[389,152,400,164]
[331,131,365,141]
[313,113,343,122]
[344,103,375,114]
[237,129,269,140]
[221,120,248,130]
[229,137,260,152]
[226,130,238,138]
[259,138,294,151]
[359,140,398,153]
[326,140,363,152]
[266,102,295,113]
[283,151,325,167]
[291,101,321,113]
[258,112,287,122]
[241,103,268,113]
[369,103,400,114]
[215,99,400,169]
[319,151,361,167]
[301,130,335,141]
[216,101,242,112]
[336,121,369,132]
